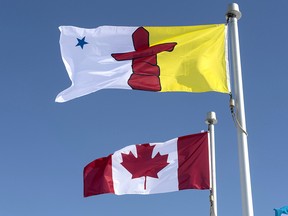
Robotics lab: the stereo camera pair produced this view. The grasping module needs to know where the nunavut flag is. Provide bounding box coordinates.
[56,24,230,102]
[84,132,210,197]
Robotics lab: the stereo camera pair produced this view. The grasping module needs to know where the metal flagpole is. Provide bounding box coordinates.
[205,112,218,216]
[226,3,254,216]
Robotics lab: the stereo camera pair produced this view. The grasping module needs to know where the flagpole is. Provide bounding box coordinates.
[205,111,218,216]
[226,3,254,216]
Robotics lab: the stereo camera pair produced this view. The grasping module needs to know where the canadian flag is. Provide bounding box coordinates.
[84,132,210,197]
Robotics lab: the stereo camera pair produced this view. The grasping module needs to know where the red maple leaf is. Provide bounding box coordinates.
[121,144,169,190]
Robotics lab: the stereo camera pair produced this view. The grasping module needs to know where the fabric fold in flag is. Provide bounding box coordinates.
[274,206,288,216]
[84,132,210,197]
[56,24,230,102]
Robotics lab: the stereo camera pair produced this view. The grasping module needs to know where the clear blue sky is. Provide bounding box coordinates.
[1,0,287,215]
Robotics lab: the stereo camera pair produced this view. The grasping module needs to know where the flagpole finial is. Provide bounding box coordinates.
[226,3,242,20]
[205,111,217,125]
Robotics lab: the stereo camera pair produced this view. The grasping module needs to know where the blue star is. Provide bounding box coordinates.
[76,37,88,49]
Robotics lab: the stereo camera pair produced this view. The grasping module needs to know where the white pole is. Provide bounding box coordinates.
[226,3,254,216]
[205,112,218,216]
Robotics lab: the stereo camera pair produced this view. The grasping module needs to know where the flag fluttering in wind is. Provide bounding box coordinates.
[84,132,210,197]
[274,206,288,216]
[56,24,230,102]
